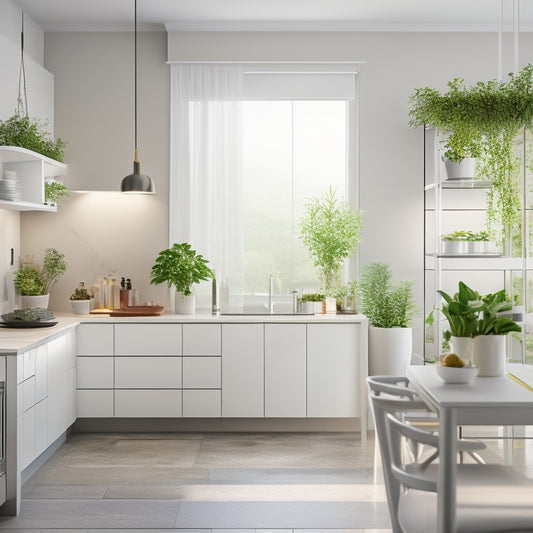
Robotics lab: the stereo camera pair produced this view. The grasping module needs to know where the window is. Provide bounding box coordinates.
[170,65,358,307]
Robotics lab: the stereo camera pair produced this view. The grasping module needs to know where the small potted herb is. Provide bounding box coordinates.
[150,242,214,315]
[441,230,493,255]
[301,293,325,314]
[69,282,92,315]
[44,179,69,206]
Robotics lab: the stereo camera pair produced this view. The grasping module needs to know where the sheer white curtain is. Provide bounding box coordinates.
[169,65,244,301]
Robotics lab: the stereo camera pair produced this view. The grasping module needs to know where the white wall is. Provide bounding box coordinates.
[20,28,533,352]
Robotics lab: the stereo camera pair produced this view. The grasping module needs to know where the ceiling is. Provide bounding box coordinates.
[10,0,533,32]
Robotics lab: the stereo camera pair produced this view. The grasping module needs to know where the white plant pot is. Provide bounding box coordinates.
[313,301,325,314]
[70,299,91,315]
[451,336,474,362]
[302,301,315,314]
[443,156,476,179]
[467,241,488,254]
[368,326,413,376]
[442,240,468,255]
[175,292,196,315]
[20,294,49,309]
[472,334,506,377]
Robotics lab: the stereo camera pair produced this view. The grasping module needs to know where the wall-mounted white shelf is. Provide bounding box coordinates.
[0,146,66,212]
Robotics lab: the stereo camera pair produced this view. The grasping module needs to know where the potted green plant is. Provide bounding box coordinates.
[300,293,326,314]
[150,242,213,315]
[357,262,417,375]
[14,248,68,309]
[69,282,92,315]
[44,179,69,206]
[441,230,493,255]
[0,112,67,162]
[409,65,533,244]
[299,187,363,294]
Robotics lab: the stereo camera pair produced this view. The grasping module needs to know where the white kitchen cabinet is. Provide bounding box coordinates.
[115,357,182,389]
[20,408,35,470]
[264,324,306,418]
[35,399,48,458]
[22,376,36,413]
[115,324,182,356]
[115,390,182,418]
[0,146,66,212]
[182,357,221,389]
[23,350,35,381]
[222,324,264,417]
[307,323,360,418]
[77,390,114,418]
[183,390,221,418]
[183,324,221,355]
[77,323,114,356]
[77,357,113,389]
[35,345,47,403]
[47,335,69,444]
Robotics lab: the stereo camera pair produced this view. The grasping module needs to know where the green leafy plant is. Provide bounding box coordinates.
[299,187,363,294]
[70,282,92,301]
[409,65,533,243]
[150,242,214,297]
[426,281,483,339]
[45,180,69,205]
[301,293,325,303]
[357,262,417,328]
[14,248,67,296]
[0,113,67,162]
[441,230,490,242]
[477,289,522,336]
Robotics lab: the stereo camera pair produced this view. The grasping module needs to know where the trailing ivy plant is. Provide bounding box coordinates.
[409,65,533,244]
[299,187,363,294]
[0,113,67,162]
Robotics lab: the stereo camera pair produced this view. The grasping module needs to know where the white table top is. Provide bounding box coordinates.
[407,365,533,425]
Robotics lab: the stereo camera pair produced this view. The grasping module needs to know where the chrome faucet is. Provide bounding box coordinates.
[268,274,274,314]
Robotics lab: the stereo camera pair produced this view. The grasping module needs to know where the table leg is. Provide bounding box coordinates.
[438,407,457,533]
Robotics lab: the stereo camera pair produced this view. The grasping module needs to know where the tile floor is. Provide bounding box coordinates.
[0,431,392,532]
[0,428,531,532]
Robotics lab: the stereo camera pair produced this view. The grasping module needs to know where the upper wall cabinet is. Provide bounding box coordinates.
[0,146,67,212]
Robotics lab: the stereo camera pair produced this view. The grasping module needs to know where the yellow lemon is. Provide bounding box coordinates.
[442,353,465,368]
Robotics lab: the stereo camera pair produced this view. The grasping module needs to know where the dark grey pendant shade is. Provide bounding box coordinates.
[121,0,155,194]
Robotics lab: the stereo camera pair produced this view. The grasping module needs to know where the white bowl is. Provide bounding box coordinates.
[436,364,479,384]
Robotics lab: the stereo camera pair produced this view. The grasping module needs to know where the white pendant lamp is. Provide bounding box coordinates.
[121,0,155,194]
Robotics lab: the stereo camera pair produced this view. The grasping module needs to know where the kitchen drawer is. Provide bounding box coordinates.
[115,357,182,389]
[77,324,114,356]
[115,390,182,417]
[77,390,114,418]
[35,399,48,457]
[23,349,36,380]
[183,324,221,355]
[77,357,113,389]
[35,344,48,403]
[182,357,221,389]
[115,324,182,356]
[183,390,221,417]
[23,376,36,413]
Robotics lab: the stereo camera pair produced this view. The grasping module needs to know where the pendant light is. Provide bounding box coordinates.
[121,0,155,194]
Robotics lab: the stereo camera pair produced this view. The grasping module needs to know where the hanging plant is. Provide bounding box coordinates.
[409,65,533,243]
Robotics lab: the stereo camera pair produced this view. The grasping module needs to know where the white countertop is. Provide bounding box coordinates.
[0,317,79,354]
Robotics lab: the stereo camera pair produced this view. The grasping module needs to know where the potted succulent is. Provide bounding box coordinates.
[300,293,326,314]
[150,242,214,315]
[14,248,68,309]
[410,65,533,244]
[299,187,363,294]
[357,262,417,376]
[69,282,92,315]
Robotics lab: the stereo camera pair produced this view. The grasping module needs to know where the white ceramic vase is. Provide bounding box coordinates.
[368,326,413,376]
[472,334,506,377]
[442,156,476,179]
[70,299,91,315]
[451,336,474,362]
[175,292,195,315]
[20,294,49,309]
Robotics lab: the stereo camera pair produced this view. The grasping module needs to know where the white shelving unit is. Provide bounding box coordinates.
[423,128,532,363]
[0,146,67,212]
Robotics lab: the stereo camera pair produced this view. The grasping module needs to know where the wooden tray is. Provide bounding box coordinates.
[108,305,164,317]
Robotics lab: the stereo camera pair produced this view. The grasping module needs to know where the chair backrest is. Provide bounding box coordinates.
[367,375,419,400]
[367,379,430,533]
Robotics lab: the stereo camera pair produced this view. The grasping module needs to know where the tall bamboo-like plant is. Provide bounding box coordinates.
[409,64,533,244]
[299,187,363,294]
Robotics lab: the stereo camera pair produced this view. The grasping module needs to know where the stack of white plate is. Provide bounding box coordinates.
[0,175,22,201]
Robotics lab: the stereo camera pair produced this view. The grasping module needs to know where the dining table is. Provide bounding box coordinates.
[406,364,533,533]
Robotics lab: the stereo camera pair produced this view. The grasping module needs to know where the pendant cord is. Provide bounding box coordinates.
[17,12,28,118]
[134,0,138,152]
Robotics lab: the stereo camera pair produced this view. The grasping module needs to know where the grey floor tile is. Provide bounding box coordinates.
[23,483,109,499]
[0,500,180,529]
[174,501,391,529]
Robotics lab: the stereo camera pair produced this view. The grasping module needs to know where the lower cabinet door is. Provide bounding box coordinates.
[183,390,221,417]
[35,399,48,457]
[115,357,182,389]
[77,357,113,389]
[114,390,182,417]
[77,390,114,418]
